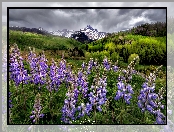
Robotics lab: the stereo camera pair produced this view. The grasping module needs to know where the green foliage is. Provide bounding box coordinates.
[128,54,139,65]
[104,42,116,53]
[85,50,110,63]
[129,35,166,65]
[110,52,120,62]
[88,33,166,66]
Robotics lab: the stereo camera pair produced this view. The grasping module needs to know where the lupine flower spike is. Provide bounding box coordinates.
[30,93,44,124]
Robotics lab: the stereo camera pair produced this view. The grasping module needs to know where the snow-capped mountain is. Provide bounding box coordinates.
[49,25,107,40]
[80,25,107,40]
[49,29,75,38]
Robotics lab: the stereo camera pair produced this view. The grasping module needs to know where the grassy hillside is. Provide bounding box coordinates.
[9,30,83,51]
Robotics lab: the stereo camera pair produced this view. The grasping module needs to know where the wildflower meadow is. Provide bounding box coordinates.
[8,43,166,125]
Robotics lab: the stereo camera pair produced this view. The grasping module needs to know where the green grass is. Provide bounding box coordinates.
[9,30,83,51]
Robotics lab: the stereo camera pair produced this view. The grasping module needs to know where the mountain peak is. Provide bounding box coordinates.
[86,25,94,30]
[49,25,107,41]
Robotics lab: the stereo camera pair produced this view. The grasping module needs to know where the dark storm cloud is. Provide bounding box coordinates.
[9,9,53,22]
[4,2,169,33]
[143,9,166,22]
[117,9,132,16]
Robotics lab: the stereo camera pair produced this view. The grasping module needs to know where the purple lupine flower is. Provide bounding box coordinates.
[153,88,166,124]
[47,59,62,92]
[27,48,37,74]
[112,65,119,72]
[87,58,94,74]
[137,83,157,114]
[36,53,49,86]
[65,65,74,83]
[9,44,29,86]
[47,58,67,92]
[85,103,93,115]
[127,84,134,94]
[114,46,138,105]
[117,81,125,90]
[138,66,166,124]
[30,93,44,124]
[28,50,48,90]
[102,57,111,71]
[58,59,67,80]
[81,62,85,69]
[38,53,49,78]
[117,76,126,82]
[123,93,132,104]
[122,56,139,82]
[76,103,86,118]
[61,84,79,124]
[114,80,134,104]
[77,70,88,98]
[87,75,107,114]
[114,90,123,100]
[154,110,166,124]
[96,76,107,105]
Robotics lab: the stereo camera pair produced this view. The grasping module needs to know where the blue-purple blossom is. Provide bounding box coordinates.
[138,83,158,114]
[58,59,67,80]
[81,62,85,69]
[47,59,62,92]
[154,110,166,124]
[77,70,88,98]
[112,65,119,72]
[9,44,29,86]
[87,58,94,74]
[103,57,111,71]
[61,84,79,124]
[30,93,44,124]
[87,75,107,113]
[114,81,134,104]
[76,103,86,118]
[121,56,139,82]
[85,103,93,115]
[65,65,74,83]
[138,67,166,124]
[28,50,48,89]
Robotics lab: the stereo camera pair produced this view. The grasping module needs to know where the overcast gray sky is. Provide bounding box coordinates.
[2,2,172,33]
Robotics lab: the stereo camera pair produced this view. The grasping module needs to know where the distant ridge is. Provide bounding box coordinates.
[9,26,52,36]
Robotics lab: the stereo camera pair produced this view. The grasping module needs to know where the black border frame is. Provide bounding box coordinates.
[7,6,167,125]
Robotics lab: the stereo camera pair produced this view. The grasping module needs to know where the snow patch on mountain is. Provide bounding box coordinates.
[50,25,107,40]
